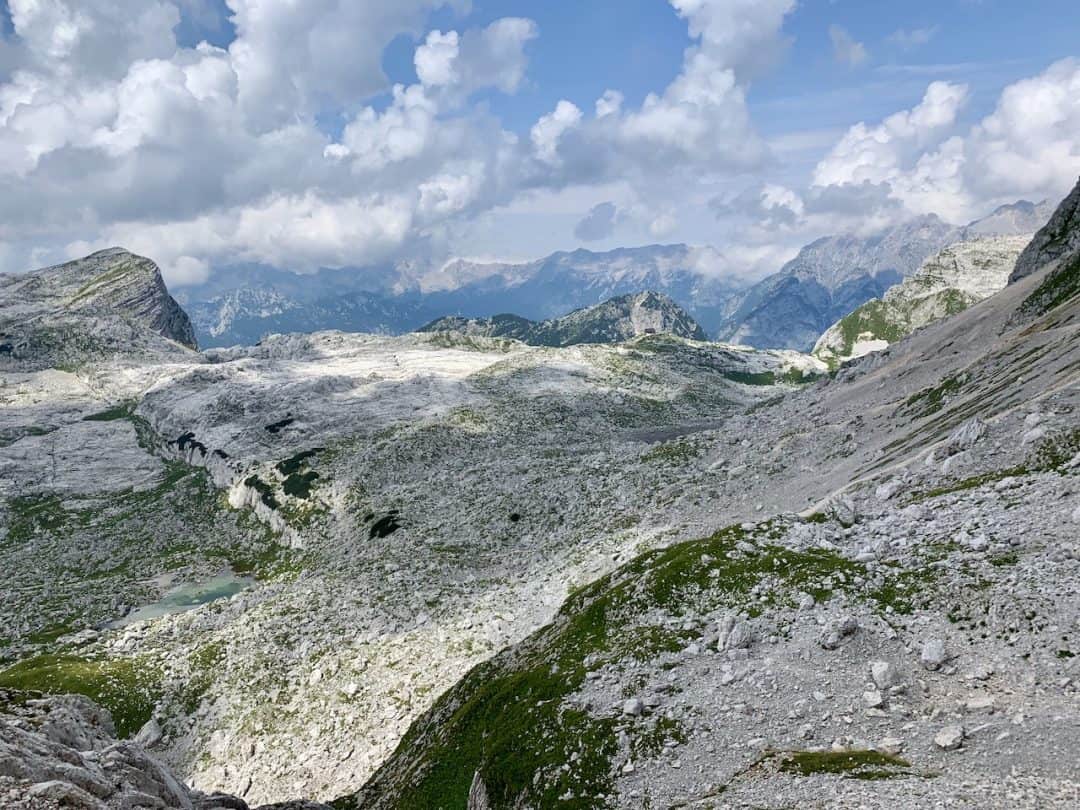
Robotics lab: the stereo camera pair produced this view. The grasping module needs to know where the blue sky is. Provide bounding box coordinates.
[0,1,1078,283]
[58,0,1078,144]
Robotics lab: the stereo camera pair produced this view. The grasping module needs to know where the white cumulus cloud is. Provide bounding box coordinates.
[811,59,1080,223]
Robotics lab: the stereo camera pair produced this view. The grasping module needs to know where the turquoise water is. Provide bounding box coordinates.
[113,573,252,626]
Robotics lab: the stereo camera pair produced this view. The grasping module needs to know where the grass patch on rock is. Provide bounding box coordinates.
[900,374,965,418]
[774,749,914,780]
[642,440,701,465]
[82,402,136,422]
[0,654,161,738]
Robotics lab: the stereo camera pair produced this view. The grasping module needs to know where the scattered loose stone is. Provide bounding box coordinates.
[934,725,965,751]
[921,639,947,671]
[819,617,858,650]
[871,661,896,690]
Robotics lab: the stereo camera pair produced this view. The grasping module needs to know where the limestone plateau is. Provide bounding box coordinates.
[0,179,1079,809]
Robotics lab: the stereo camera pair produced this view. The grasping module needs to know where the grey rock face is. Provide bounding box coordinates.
[0,694,313,810]
[466,771,491,810]
[0,248,197,368]
[420,291,708,346]
[945,418,987,456]
[961,199,1053,238]
[718,215,958,351]
[1011,177,1080,282]
[813,236,1030,366]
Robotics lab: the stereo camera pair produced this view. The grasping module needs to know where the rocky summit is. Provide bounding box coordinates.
[420,291,708,347]
[0,249,197,369]
[0,178,1078,810]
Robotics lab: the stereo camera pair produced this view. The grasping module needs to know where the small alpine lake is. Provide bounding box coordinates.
[111,572,252,627]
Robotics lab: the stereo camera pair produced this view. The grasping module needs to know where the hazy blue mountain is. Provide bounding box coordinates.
[181,245,746,347]
[180,200,1054,351]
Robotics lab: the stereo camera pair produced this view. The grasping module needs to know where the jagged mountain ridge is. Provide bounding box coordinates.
[717,201,1053,352]
[186,287,442,346]
[0,248,197,368]
[181,201,1052,352]
[813,235,1031,366]
[419,291,708,347]
[183,245,745,348]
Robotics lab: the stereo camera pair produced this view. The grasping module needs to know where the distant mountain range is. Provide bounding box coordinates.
[180,245,743,348]
[420,291,707,347]
[178,200,1052,351]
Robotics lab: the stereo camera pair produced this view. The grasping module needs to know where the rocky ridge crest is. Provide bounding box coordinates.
[420,291,708,346]
[0,249,197,368]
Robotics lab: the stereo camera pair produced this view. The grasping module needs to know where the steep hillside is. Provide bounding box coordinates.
[0,248,197,368]
[346,192,1080,809]
[420,292,708,347]
[1011,180,1080,282]
[814,236,1030,366]
[1010,176,1080,321]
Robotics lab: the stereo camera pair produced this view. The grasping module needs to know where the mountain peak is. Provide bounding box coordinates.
[420,289,707,347]
[0,248,198,367]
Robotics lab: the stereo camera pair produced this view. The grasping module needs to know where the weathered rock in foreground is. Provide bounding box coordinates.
[0,692,332,809]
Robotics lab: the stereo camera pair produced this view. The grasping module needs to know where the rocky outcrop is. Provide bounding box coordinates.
[1006,177,1080,322]
[0,248,197,368]
[814,235,1030,365]
[1011,178,1080,282]
[64,249,198,349]
[420,291,708,346]
[0,693,329,810]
